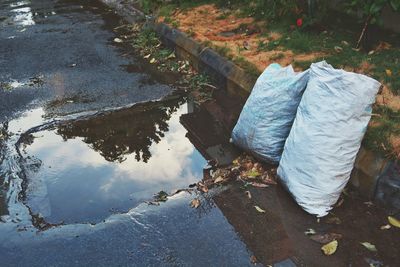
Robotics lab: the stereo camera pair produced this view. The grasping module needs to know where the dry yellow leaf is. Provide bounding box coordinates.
[386,69,392,77]
[388,216,400,228]
[321,240,338,256]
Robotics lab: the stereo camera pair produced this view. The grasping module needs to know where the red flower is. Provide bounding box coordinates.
[296,18,303,27]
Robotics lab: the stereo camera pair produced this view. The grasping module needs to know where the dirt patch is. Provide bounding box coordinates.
[376,86,400,111]
[160,4,322,71]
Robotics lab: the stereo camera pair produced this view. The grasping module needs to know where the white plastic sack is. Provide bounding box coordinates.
[231,63,309,163]
[278,61,381,217]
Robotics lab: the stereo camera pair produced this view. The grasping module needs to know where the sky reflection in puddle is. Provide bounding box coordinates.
[11,5,35,26]
[22,100,206,224]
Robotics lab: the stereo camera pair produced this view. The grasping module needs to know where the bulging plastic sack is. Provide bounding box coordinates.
[278,61,381,217]
[231,63,309,163]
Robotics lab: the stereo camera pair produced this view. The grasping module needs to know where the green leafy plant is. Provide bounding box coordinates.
[344,0,400,48]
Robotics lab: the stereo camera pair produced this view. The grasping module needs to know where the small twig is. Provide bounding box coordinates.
[356,15,371,49]
[199,82,217,89]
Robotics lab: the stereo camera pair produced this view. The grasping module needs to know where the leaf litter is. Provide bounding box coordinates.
[388,216,400,228]
[360,242,378,252]
[321,240,338,256]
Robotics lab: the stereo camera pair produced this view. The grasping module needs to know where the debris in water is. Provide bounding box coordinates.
[28,75,45,86]
[113,37,123,43]
[153,191,169,202]
[190,198,200,208]
[250,255,257,264]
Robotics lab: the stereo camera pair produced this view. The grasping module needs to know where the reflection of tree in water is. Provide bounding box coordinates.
[56,98,184,163]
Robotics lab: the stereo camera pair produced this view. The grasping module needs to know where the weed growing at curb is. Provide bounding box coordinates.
[114,23,214,103]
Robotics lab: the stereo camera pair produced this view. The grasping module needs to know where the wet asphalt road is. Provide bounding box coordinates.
[0,0,172,122]
[0,1,260,266]
[2,1,400,267]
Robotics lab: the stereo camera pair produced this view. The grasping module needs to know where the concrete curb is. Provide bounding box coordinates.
[99,0,399,212]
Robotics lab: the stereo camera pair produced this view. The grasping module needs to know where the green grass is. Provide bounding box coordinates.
[137,0,400,158]
[364,106,400,158]
[233,57,261,78]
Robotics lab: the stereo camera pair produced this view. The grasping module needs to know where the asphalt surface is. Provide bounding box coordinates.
[0,0,172,122]
[0,1,259,266]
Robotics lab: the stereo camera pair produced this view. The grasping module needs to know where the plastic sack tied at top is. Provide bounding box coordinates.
[232,63,309,163]
[278,61,381,217]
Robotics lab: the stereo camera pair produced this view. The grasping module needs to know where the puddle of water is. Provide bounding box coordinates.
[21,99,207,224]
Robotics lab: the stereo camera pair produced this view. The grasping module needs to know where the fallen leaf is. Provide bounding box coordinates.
[304,228,316,235]
[214,176,224,184]
[368,50,375,55]
[251,182,269,188]
[143,54,151,59]
[250,255,257,264]
[245,191,252,199]
[245,170,261,178]
[166,52,176,59]
[341,40,349,46]
[360,242,377,252]
[386,69,392,77]
[199,185,208,193]
[190,199,201,208]
[334,46,343,52]
[321,240,338,256]
[149,58,156,64]
[380,224,391,230]
[388,216,400,228]
[310,233,342,244]
[154,191,169,202]
[244,162,253,170]
[375,41,391,51]
[262,175,277,185]
[113,37,123,43]
[254,206,266,213]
